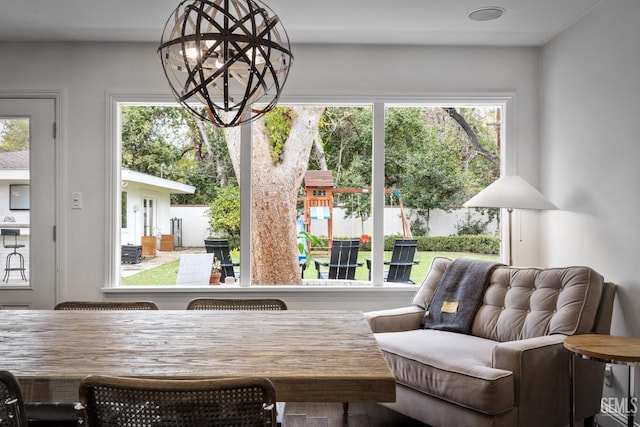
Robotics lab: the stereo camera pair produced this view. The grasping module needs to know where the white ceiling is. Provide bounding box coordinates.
[0,0,604,46]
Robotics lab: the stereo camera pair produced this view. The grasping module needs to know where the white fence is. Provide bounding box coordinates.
[170,205,498,248]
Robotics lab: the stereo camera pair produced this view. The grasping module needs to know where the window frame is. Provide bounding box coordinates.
[106,93,514,288]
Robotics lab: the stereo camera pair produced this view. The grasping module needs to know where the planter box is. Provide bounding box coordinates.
[141,236,157,258]
[160,234,174,252]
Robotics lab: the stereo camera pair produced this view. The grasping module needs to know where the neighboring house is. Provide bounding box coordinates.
[0,150,30,226]
[120,169,195,247]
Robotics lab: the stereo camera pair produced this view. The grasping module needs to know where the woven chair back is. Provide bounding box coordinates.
[186,298,287,311]
[54,301,158,311]
[77,376,277,427]
[0,371,27,427]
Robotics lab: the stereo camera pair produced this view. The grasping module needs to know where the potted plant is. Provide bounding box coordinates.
[209,257,222,285]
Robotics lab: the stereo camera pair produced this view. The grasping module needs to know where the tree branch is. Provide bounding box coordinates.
[443,107,499,170]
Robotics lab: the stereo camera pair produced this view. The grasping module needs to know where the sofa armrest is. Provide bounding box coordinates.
[494,334,605,426]
[493,335,568,426]
[364,306,425,333]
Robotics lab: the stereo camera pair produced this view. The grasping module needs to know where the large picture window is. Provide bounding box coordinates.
[110,96,507,287]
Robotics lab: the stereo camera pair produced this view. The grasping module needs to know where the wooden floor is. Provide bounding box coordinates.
[283,402,430,427]
[28,402,431,427]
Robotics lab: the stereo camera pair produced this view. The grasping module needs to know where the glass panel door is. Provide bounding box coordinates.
[0,97,56,308]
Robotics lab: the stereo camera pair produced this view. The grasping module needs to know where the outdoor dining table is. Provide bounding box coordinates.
[0,309,396,404]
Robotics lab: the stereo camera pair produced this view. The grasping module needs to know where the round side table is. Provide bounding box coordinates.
[564,334,640,427]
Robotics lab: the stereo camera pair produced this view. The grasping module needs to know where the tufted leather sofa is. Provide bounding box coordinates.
[366,258,616,427]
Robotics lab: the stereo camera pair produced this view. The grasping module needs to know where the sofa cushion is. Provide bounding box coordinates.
[472,266,604,341]
[411,257,452,309]
[376,329,514,415]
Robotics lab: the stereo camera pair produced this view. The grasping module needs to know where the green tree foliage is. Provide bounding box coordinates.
[384,107,467,233]
[0,118,29,151]
[120,104,500,239]
[121,106,235,205]
[316,107,373,219]
[264,106,296,164]
[121,106,182,176]
[206,184,240,237]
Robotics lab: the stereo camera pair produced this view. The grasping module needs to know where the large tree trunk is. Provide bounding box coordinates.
[224,106,325,285]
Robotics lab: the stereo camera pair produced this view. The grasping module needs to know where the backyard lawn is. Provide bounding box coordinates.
[121,251,499,286]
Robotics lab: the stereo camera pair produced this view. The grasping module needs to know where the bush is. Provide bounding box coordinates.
[328,234,499,255]
[417,235,499,254]
[455,211,489,235]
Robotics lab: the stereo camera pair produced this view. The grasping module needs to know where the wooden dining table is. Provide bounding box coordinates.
[0,309,396,404]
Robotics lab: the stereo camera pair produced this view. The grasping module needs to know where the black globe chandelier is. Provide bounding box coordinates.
[158,0,293,127]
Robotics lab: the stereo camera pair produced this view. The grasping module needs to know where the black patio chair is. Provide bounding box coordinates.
[204,239,239,282]
[314,239,362,280]
[367,239,419,284]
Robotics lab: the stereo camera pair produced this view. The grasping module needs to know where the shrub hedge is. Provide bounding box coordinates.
[338,234,499,255]
[223,234,499,255]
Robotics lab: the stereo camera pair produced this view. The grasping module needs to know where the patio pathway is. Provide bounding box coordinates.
[120,247,204,278]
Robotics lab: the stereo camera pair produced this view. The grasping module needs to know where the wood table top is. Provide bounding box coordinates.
[0,310,396,403]
[564,334,640,364]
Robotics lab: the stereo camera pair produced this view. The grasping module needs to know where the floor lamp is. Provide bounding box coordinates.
[463,175,557,266]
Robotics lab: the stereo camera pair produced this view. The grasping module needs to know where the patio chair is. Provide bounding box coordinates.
[204,239,239,282]
[366,239,419,284]
[0,371,26,427]
[76,375,277,427]
[314,239,362,280]
[54,301,158,310]
[186,298,288,310]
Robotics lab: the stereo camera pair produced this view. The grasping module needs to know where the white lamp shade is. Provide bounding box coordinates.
[463,175,557,210]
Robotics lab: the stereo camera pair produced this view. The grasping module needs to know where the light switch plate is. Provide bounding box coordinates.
[72,191,82,209]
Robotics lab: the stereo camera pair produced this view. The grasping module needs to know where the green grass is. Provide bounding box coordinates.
[121,259,181,286]
[120,251,499,286]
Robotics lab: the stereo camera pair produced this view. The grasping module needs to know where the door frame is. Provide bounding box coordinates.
[0,90,62,308]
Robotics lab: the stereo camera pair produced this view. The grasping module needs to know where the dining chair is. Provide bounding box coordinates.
[54,301,158,310]
[76,376,277,427]
[0,371,27,427]
[186,298,288,311]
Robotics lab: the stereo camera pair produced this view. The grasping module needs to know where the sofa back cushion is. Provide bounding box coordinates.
[411,257,452,308]
[413,258,605,342]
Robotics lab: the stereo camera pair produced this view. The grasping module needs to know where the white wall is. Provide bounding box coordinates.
[0,41,540,309]
[541,0,640,416]
[541,0,639,335]
[169,205,210,248]
[171,205,499,247]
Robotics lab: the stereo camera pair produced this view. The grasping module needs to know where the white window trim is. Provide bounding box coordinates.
[106,92,514,290]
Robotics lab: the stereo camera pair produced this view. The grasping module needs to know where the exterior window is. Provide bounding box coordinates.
[112,99,506,286]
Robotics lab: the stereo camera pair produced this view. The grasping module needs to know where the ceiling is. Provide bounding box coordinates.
[0,0,604,46]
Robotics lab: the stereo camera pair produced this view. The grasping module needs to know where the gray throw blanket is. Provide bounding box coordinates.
[423,258,503,334]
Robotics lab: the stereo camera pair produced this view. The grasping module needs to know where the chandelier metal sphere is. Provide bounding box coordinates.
[158,0,293,127]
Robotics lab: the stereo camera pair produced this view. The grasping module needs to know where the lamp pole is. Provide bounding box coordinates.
[507,208,513,266]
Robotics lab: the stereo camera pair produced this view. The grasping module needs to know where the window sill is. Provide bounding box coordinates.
[103,282,418,294]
